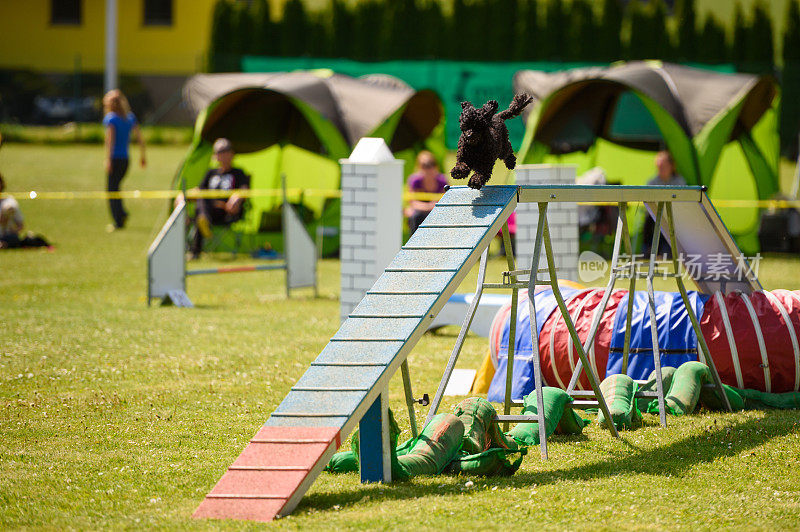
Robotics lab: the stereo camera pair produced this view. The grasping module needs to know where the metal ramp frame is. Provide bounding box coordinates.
[194,184,755,522]
[561,198,737,429]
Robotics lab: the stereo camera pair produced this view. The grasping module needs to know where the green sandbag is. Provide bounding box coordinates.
[699,382,746,411]
[325,450,359,473]
[597,374,641,430]
[394,413,465,480]
[452,397,518,454]
[636,366,677,412]
[444,446,527,477]
[654,361,711,416]
[736,388,800,409]
[452,396,498,454]
[555,407,590,435]
[506,387,573,446]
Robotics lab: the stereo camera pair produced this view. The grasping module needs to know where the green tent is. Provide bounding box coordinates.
[177,71,445,253]
[514,61,779,253]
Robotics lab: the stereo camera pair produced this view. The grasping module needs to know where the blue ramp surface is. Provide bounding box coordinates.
[195,185,518,522]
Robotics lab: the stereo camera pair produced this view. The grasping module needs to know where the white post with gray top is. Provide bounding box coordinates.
[339,138,404,322]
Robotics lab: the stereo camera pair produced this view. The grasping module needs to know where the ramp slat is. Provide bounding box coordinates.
[293,365,386,390]
[272,390,366,418]
[420,204,506,226]
[386,248,473,271]
[435,185,518,205]
[333,317,422,341]
[313,341,405,365]
[350,294,439,318]
[370,271,454,293]
[405,226,488,248]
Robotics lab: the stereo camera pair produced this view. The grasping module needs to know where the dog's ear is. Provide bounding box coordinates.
[481,100,499,115]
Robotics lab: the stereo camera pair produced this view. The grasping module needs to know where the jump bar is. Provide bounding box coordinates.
[187,263,287,276]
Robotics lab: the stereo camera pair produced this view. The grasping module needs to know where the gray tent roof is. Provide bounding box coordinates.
[183,71,442,151]
[514,61,776,139]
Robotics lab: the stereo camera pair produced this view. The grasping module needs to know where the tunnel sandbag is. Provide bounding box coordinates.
[452,397,518,454]
[699,382,746,411]
[453,396,497,454]
[636,366,677,412]
[555,406,590,435]
[506,387,575,446]
[444,446,527,477]
[394,413,465,480]
[736,388,800,409]
[325,451,359,473]
[597,374,641,430]
[655,361,711,416]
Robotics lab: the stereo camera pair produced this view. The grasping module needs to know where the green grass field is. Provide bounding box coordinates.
[2,144,800,529]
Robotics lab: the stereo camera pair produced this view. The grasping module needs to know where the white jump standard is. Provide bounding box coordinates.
[147,194,317,307]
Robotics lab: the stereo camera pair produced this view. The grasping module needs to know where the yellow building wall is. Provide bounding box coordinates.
[0,0,216,75]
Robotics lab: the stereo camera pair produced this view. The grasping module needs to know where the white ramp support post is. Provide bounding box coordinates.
[339,138,404,322]
[282,178,318,297]
[515,165,579,282]
[147,202,192,307]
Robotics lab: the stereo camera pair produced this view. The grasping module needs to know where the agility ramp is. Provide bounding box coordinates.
[147,196,316,307]
[193,185,518,521]
[194,184,753,522]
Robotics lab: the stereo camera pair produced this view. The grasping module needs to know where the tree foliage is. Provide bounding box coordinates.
[205,0,798,153]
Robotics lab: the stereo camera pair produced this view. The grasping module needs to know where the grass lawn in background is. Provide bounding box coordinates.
[1,144,799,529]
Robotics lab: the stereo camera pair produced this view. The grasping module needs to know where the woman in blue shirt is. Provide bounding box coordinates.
[102,90,146,229]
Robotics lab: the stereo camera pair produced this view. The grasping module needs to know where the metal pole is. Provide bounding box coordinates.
[400,360,419,438]
[646,202,668,427]
[567,202,627,393]
[425,249,490,425]
[620,207,637,374]
[542,205,619,438]
[528,205,549,457]
[501,223,518,433]
[665,203,733,412]
[104,0,118,94]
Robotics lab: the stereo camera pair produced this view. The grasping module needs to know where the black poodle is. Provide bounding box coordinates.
[451,93,534,189]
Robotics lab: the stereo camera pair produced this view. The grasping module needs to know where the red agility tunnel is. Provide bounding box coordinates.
[490,288,800,395]
[538,289,626,391]
[700,290,800,393]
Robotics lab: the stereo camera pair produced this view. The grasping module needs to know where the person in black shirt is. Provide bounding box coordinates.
[189,138,250,258]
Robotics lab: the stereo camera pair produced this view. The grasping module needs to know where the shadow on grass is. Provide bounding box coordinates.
[299,410,795,513]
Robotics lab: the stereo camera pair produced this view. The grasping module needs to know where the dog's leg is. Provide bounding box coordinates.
[503,152,516,170]
[451,161,470,180]
[468,172,490,190]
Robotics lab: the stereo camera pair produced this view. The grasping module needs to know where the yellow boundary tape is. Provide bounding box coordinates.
[3,189,800,208]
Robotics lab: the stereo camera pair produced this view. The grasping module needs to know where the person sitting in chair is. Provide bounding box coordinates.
[189,138,250,259]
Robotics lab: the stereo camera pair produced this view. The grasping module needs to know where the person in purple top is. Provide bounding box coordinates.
[102,89,146,230]
[404,150,448,236]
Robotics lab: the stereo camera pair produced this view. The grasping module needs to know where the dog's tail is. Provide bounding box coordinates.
[497,93,534,120]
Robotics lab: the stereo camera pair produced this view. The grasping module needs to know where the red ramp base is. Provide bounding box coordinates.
[193,426,340,522]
